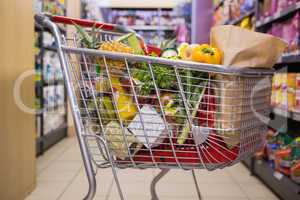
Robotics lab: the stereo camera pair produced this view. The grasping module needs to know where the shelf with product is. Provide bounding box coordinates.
[212,1,300,198]
[244,156,300,200]
[34,0,68,156]
[255,0,300,64]
[213,0,256,29]
[256,1,300,29]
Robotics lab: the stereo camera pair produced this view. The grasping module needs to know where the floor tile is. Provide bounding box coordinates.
[27,180,69,200]
[36,137,75,174]
[195,182,247,198]
[38,165,81,182]
[26,137,279,200]
[58,172,114,200]
[203,197,248,200]
[227,163,261,184]
[56,145,83,162]
[241,183,280,199]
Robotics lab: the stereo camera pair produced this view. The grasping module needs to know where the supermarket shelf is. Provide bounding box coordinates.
[129,25,175,31]
[36,124,67,156]
[43,80,64,87]
[41,124,68,155]
[107,0,175,9]
[35,80,65,91]
[272,107,300,122]
[44,104,66,111]
[35,23,66,34]
[36,137,43,156]
[214,0,224,11]
[277,54,300,65]
[252,159,300,200]
[223,10,255,25]
[273,107,292,118]
[256,2,300,28]
[44,45,57,52]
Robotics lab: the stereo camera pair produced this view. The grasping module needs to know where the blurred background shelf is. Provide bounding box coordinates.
[34,0,68,156]
[244,158,300,200]
[225,10,255,25]
[105,0,176,9]
[129,25,175,31]
[256,2,300,28]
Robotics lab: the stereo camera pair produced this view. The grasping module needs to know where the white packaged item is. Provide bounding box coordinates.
[128,105,167,148]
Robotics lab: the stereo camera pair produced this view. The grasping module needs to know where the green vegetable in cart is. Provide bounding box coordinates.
[117,32,145,55]
[161,48,178,59]
[177,81,207,144]
[131,63,176,95]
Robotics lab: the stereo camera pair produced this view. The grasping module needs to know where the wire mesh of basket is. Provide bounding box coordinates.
[58,27,273,171]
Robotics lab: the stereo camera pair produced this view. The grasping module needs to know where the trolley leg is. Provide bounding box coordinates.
[110,165,125,200]
[78,138,97,200]
[150,169,170,200]
[96,136,125,200]
[191,170,202,200]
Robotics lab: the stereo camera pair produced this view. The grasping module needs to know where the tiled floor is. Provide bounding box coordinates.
[25,136,279,200]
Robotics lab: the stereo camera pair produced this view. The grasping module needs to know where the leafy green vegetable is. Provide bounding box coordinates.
[131,63,176,95]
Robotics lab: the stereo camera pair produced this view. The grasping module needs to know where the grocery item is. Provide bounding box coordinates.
[117,32,144,55]
[211,25,287,68]
[291,162,300,183]
[131,63,176,95]
[105,121,143,160]
[240,17,252,30]
[275,148,292,175]
[191,44,222,64]
[111,77,137,121]
[177,81,207,144]
[99,41,135,70]
[161,48,178,58]
[215,75,247,148]
[178,43,199,61]
[128,105,167,148]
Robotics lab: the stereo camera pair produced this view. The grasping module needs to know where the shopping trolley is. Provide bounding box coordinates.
[35,14,274,200]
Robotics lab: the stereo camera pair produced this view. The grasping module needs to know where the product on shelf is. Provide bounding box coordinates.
[258,0,297,20]
[261,128,300,184]
[43,112,66,134]
[266,12,300,55]
[271,73,300,112]
[291,162,300,183]
[43,51,63,83]
[213,0,255,26]
[43,0,65,15]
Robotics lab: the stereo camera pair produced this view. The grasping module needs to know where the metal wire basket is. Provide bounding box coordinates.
[35,14,273,200]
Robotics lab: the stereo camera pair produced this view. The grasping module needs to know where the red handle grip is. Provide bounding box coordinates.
[51,15,115,31]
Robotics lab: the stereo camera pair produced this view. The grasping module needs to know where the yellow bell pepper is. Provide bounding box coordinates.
[111,77,137,121]
[191,44,222,65]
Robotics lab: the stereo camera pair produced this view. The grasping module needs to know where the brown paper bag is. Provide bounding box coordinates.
[211,25,287,68]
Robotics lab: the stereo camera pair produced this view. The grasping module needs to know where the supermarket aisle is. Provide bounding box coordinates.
[26,137,279,200]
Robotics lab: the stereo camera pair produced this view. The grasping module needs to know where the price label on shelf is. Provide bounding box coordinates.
[293,112,300,122]
[273,13,280,19]
[273,171,283,180]
[257,160,263,165]
[282,110,290,118]
[264,17,271,23]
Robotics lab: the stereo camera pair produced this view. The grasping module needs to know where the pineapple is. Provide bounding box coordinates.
[74,24,135,71]
[99,41,134,70]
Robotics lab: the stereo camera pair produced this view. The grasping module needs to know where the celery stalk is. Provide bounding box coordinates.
[177,81,207,144]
